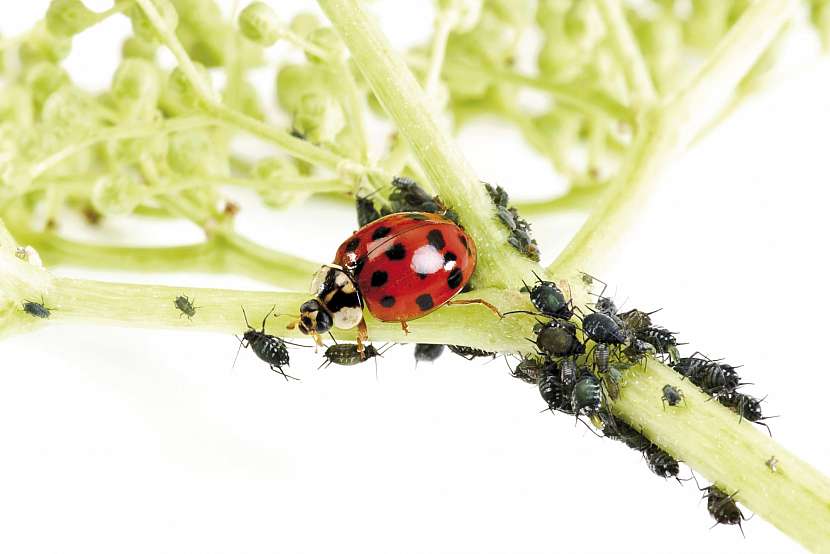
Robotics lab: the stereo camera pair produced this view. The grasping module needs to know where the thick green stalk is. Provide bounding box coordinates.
[616,359,830,551]
[551,0,799,276]
[318,0,539,290]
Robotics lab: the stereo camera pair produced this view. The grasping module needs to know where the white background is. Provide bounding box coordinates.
[2,1,830,553]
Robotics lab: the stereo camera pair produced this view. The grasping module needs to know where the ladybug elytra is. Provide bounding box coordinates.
[296,212,489,347]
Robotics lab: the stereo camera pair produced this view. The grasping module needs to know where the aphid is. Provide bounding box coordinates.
[237,307,297,381]
[22,298,51,319]
[512,355,545,384]
[559,357,577,386]
[601,413,651,452]
[583,312,627,345]
[661,384,685,409]
[356,195,382,226]
[174,295,197,319]
[414,343,445,364]
[484,182,510,207]
[594,296,618,317]
[618,308,657,333]
[539,366,575,414]
[448,344,495,360]
[496,206,516,230]
[533,319,585,357]
[571,372,602,416]
[766,456,779,473]
[520,272,573,320]
[298,212,495,347]
[718,392,772,435]
[389,176,442,213]
[677,355,741,397]
[601,364,624,400]
[594,343,610,373]
[636,326,679,361]
[622,339,656,363]
[320,343,381,368]
[645,444,681,479]
[703,485,747,534]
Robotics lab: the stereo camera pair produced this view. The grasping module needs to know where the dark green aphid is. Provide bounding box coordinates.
[583,312,627,344]
[512,355,545,384]
[22,299,51,319]
[703,486,747,535]
[321,343,380,368]
[571,372,602,416]
[174,295,197,319]
[636,326,679,361]
[539,364,574,414]
[533,319,584,357]
[601,412,651,452]
[389,176,441,213]
[448,344,495,360]
[645,445,680,479]
[623,339,655,362]
[414,343,444,363]
[619,308,657,333]
[356,195,382,226]
[661,384,685,409]
[718,392,772,435]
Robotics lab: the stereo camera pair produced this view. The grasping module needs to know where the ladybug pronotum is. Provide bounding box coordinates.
[295,212,497,349]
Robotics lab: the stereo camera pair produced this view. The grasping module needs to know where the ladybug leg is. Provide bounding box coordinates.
[447,298,502,318]
[400,321,410,334]
[356,318,368,353]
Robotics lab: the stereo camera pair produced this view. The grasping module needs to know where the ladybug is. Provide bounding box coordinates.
[295,212,496,347]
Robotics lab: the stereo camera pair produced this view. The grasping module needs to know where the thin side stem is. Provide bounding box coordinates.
[317,0,539,289]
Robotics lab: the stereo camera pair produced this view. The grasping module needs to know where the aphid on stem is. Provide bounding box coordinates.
[174,295,198,320]
[236,306,304,381]
[22,297,52,319]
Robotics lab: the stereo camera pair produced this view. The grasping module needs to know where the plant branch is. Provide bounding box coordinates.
[317,0,539,289]
[550,0,799,276]
[614,359,830,552]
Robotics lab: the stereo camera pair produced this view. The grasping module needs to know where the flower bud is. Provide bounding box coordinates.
[127,0,178,43]
[305,27,343,63]
[111,58,161,114]
[275,63,328,113]
[289,12,322,37]
[293,92,345,144]
[40,85,101,138]
[19,23,72,65]
[46,0,99,37]
[92,172,145,216]
[122,35,157,60]
[239,1,283,46]
[24,62,70,111]
[251,157,310,208]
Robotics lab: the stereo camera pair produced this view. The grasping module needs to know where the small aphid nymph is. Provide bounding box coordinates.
[414,343,445,364]
[22,298,51,319]
[703,485,747,535]
[661,384,685,409]
[320,343,381,368]
[571,372,602,417]
[448,344,495,360]
[766,456,779,473]
[174,295,198,319]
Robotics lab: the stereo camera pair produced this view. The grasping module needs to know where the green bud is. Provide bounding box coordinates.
[275,63,329,113]
[225,79,265,121]
[0,85,35,127]
[24,62,70,111]
[537,35,588,82]
[305,27,343,63]
[251,157,309,208]
[46,0,99,37]
[160,64,210,113]
[19,23,72,65]
[289,12,322,37]
[127,0,178,43]
[40,85,102,138]
[111,58,161,115]
[564,2,605,50]
[293,92,345,144]
[239,2,283,46]
[92,172,145,216]
[167,130,210,175]
[122,36,157,60]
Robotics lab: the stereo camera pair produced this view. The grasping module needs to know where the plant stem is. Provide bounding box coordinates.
[595,0,657,107]
[615,359,830,551]
[317,0,539,290]
[550,0,799,276]
[424,6,456,97]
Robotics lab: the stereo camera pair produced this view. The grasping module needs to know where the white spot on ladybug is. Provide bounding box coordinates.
[410,245,443,276]
[333,306,363,329]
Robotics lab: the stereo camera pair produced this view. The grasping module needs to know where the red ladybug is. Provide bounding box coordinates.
[296,212,495,347]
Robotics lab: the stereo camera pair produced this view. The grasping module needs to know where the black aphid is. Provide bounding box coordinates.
[661,384,685,409]
[390,176,442,213]
[448,344,495,360]
[512,355,545,384]
[571,372,602,416]
[676,355,741,397]
[645,444,681,479]
[618,308,657,333]
[601,412,651,452]
[703,485,747,535]
[559,357,577,386]
[520,272,574,319]
[533,319,585,357]
[236,306,298,381]
[485,183,540,261]
[594,343,610,373]
[718,392,772,435]
[320,343,380,368]
[22,298,51,319]
[174,295,197,319]
[414,343,445,363]
[539,365,575,414]
[623,339,656,363]
[636,326,679,361]
[583,312,627,345]
[356,195,382,226]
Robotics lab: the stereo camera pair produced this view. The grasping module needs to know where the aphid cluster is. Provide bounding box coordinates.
[355,176,459,227]
[484,183,540,261]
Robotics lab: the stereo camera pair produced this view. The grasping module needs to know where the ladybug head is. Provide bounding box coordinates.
[298,299,333,336]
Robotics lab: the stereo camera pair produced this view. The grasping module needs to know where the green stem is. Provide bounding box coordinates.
[550,0,798,276]
[615,359,830,552]
[318,0,539,289]
[424,6,456,97]
[595,0,657,106]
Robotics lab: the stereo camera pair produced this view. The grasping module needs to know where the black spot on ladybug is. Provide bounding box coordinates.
[444,251,457,263]
[459,234,469,253]
[416,294,434,311]
[385,243,406,261]
[407,213,428,221]
[352,256,366,278]
[427,229,445,250]
[371,270,388,287]
[380,295,396,307]
[417,273,428,280]
[447,268,463,289]
[345,237,360,252]
[372,226,391,240]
